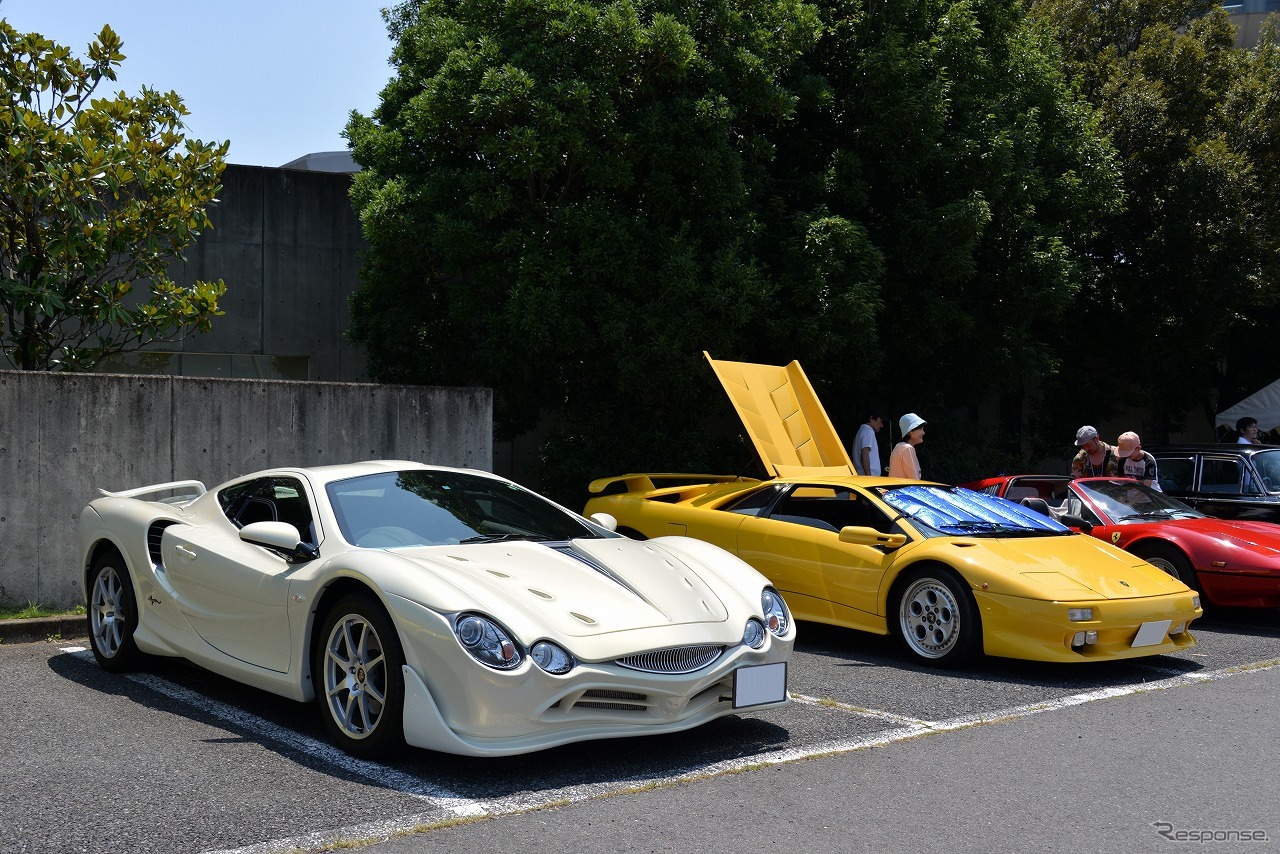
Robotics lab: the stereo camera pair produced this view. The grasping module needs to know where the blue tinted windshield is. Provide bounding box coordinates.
[878,485,1071,537]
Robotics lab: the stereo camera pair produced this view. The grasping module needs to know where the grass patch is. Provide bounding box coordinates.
[0,602,86,620]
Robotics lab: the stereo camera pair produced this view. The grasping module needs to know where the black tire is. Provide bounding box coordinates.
[87,551,143,672]
[1132,543,1201,592]
[314,592,407,758]
[893,566,981,667]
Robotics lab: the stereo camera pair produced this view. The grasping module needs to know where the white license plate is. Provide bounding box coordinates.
[733,662,788,709]
[1131,619,1173,647]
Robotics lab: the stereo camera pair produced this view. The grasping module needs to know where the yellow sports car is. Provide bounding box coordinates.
[584,354,1202,666]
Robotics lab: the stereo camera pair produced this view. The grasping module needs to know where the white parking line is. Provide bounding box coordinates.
[62,647,490,818]
[63,646,1280,854]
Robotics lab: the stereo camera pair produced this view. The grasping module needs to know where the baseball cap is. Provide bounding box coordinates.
[1075,425,1099,447]
[1116,432,1140,457]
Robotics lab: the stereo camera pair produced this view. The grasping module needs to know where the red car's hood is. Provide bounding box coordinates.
[1126,517,1280,553]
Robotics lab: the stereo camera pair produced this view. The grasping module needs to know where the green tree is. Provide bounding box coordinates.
[347,0,822,497]
[1031,0,1280,439]
[0,22,228,371]
[767,0,1122,477]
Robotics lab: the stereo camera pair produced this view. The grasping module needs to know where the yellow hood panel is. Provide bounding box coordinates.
[704,352,854,477]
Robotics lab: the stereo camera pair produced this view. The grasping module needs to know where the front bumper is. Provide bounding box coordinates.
[388,595,794,756]
[975,589,1201,662]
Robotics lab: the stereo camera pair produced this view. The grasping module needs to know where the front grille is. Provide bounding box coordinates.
[616,644,724,674]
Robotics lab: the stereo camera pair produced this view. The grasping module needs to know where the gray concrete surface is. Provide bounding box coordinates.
[170,164,369,382]
[0,370,491,607]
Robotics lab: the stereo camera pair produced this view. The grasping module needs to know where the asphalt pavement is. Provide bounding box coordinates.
[357,663,1280,853]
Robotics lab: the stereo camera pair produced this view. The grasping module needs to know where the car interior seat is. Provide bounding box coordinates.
[1019,497,1054,518]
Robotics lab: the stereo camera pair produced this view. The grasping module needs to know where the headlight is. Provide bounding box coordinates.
[1068,608,1094,622]
[531,640,575,675]
[743,618,766,649]
[762,588,789,636]
[455,614,522,670]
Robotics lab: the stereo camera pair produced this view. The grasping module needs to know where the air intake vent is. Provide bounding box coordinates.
[147,521,180,569]
[616,644,724,674]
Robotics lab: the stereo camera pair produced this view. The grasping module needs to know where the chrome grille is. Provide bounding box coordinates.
[615,644,723,674]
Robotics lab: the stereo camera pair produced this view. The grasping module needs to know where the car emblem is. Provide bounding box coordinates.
[1120,579,1131,587]
[1111,532,1122,544]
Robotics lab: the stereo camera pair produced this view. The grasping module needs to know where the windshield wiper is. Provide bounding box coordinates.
[459,533,555,544]
[948,521,1056,537]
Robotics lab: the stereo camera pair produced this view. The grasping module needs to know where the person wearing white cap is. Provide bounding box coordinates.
[889,413,926,479]
[1116,432,1159,488]
[1069,425,1118,478]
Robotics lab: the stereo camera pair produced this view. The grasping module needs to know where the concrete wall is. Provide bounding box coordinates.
[0,371,491,608]
[166,164,369,381]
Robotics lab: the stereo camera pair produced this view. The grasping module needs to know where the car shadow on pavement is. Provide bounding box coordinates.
[47,646,796,799]
[791,620,1207,689]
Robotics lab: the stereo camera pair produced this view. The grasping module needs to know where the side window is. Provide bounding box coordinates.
[218,477,317,544]
[1154,456,1194,493]
[767,485,894,533]
[1199,458,1245,495]
[721,486,781,517]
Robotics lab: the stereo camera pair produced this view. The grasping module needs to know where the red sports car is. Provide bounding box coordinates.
[963,475,1280,609]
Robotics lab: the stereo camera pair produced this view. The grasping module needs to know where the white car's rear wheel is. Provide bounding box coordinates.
[895,568,980,666]
[316,592,406,757]
[88,553,142,672]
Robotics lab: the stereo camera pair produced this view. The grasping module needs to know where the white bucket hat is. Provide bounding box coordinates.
[899,413,926,435]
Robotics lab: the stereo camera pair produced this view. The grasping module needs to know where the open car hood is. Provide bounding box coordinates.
[401,538,733,637]
[704,352,854,477]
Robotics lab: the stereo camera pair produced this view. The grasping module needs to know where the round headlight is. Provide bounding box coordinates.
[762,588,789,637]
[531,640,575,675]
[743,618,766,649]
[455,614,522,670]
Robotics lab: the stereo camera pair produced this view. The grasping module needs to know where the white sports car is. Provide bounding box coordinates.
[77,461,793,757]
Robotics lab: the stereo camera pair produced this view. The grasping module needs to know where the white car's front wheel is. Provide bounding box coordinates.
[315,592,406,757]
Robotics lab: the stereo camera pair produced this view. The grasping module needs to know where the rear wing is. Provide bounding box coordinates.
[97,480,207,505]
[588,473,759,495]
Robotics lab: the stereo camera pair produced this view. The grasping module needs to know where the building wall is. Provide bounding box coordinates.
[0,370,491,608]
[125,164,370,382]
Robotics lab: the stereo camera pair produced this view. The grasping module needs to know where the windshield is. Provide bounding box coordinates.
[326,470,607,548]
[877,485,1071,537]
[1074,479,1201,523]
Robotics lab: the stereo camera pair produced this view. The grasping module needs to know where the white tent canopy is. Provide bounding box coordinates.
[1217,378,1280,432]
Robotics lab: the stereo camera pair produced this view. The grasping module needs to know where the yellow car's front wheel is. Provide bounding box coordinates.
[895,568,980,666]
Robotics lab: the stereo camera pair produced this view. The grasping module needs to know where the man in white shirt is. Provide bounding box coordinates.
[852,413,886,476]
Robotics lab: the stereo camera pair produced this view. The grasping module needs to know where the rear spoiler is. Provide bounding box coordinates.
[98,480,207,503]
[588,473,759,494]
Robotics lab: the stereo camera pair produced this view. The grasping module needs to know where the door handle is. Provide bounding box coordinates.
[175,544,197,559]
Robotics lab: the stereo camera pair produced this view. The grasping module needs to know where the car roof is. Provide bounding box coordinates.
[1147,444,1280,455]
[236,460,502,489]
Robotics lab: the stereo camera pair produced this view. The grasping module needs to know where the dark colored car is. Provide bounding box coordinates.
[1147,444,1280,524]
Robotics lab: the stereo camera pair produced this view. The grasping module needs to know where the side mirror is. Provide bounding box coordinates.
[1056,514,1093,533]
[240,521,318,562]
[589,512,618,532]
[839,525,907,550]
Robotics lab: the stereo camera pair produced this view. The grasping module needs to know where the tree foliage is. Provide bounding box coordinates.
[1030,0,1280,439]
[772,0,1121,463]
[0,22,228,371]
[347,0,1144,496]
[347,0,825,494]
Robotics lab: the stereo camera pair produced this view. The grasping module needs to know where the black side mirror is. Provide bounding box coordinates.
[1057,513,1093,533]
